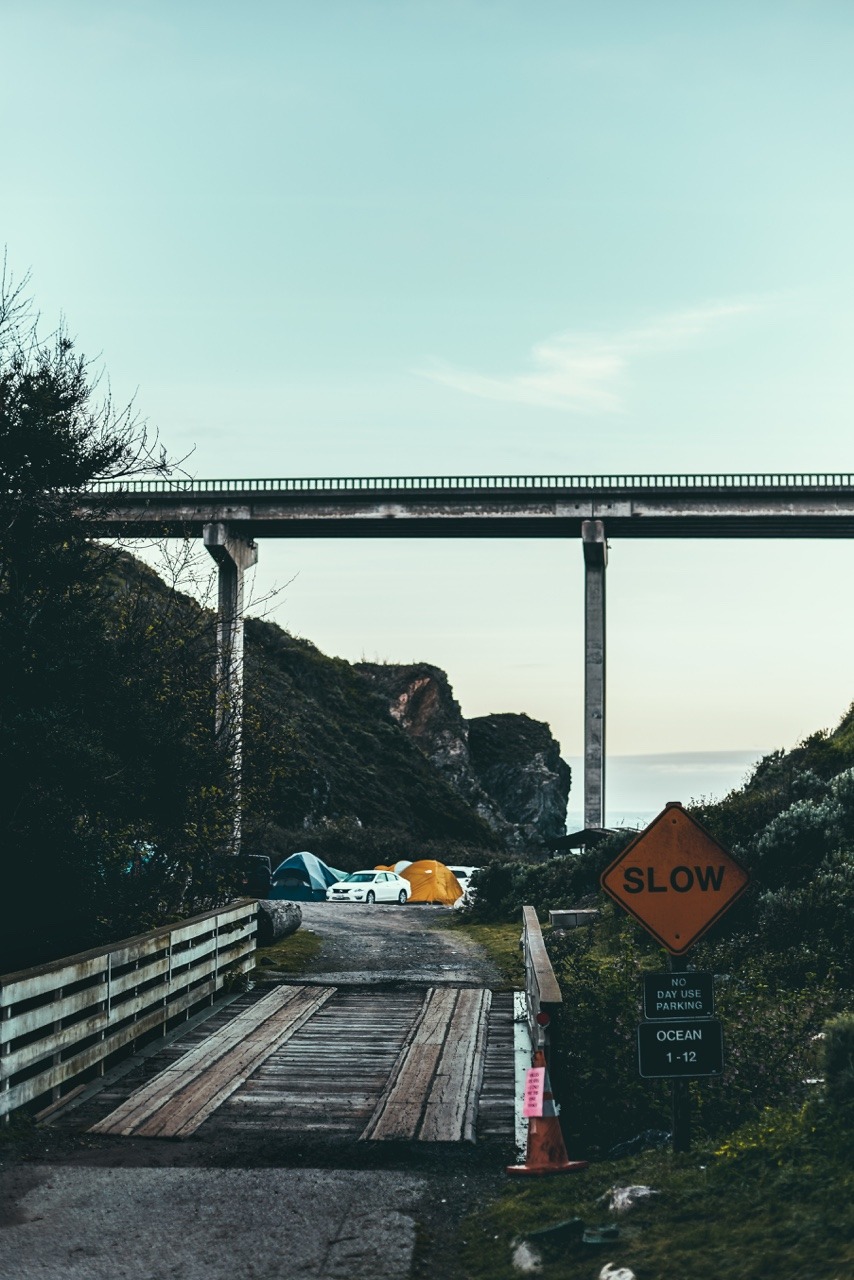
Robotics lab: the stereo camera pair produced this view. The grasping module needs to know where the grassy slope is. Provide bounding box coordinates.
[460,1106,854,1279]
[441,919,527,987]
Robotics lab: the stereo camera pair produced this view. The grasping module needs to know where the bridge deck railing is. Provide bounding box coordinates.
[86,472,854,495]
[0,900,257,1121]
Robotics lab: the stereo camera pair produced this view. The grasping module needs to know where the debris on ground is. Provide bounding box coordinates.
[598,1265,637,1280]
[582,1224,620,1246]
[511,1239,543,1273]
[598,1184,661,1213]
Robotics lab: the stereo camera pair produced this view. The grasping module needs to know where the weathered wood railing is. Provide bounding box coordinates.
[0,900,258,1120]
[521,905,562,1060]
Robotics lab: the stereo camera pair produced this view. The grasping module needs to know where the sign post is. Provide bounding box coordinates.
[600,801,750,1154]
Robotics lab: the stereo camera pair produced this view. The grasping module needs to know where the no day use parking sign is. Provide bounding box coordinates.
[600,802,750,954]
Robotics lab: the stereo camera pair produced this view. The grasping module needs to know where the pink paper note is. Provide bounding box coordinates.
[522,1066,545,1117]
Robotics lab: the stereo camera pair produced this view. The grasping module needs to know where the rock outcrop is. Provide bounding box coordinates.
[356,663,570,852]
[468,712,572,850]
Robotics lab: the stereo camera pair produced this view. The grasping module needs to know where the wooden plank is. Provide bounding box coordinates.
[419,989,491,1142]
[0,956,109,1008]
[145,987,335,1138]
[89,985,302,1136]
[3,981,110,1043]
[522,904,561,1005]
[360,988,459,1141]
[108,955,171,998]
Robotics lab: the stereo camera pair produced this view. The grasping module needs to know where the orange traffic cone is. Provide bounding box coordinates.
[506,1050,588,1176]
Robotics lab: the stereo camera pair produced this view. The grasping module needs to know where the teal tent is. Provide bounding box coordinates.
[270,851,345,901]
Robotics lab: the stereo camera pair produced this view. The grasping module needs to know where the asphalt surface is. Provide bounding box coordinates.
[0,1167,425,1280]
[1,905,511,1280]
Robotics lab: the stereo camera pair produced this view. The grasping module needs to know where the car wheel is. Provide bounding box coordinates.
[398,890,407,905]
[365,891,376,904]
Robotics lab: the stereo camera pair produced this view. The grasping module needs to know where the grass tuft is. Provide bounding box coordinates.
[253,929,323,976]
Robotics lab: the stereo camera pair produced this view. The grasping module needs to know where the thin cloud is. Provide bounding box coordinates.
[418,300,762,413]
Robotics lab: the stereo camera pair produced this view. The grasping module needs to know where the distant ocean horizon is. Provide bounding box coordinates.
[564,747,767,832]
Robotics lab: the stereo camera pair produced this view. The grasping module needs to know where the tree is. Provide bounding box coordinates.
[0,265,237,970]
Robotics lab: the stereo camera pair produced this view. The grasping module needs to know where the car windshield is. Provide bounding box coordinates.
[343,873,375,883]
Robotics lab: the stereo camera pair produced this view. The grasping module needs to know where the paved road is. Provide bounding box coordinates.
[1,907,508,1280]
[0,1167,425,1280]
[295,901,504,986]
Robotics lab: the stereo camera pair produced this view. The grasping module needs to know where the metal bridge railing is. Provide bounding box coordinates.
[87,473,854,496]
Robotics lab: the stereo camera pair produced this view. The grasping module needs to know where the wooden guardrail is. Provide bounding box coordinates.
[0,899,258,1121]
[521,905,562,1059]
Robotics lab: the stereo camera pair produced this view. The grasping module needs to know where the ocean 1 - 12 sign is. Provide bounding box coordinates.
[600,802,751,954]
[637,1019,724,1079]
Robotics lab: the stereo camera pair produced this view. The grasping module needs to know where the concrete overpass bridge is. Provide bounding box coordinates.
[82,472,854,829]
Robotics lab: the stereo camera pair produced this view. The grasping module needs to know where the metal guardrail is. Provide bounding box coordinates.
[87,473,854,495]
[0,900,257,1120]
[520,905,562,1058]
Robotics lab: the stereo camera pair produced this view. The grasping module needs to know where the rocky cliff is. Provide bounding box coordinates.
[355,662,571,852]
[242,624,570,865]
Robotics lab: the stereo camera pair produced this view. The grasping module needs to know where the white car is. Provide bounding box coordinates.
[326,870,412,905]
[446,865,481,893]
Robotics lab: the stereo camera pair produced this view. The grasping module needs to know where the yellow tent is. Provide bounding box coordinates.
[400,860,464,905]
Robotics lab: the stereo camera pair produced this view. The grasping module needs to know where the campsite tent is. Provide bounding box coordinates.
[270,851,345,901]
[398,860,464,905]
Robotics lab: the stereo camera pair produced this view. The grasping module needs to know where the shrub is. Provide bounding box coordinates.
[820,1012,854,1111]
[466,831,634,923]
[545,920,670,1157]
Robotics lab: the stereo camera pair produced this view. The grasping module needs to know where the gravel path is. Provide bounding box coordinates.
[295,901,504,987]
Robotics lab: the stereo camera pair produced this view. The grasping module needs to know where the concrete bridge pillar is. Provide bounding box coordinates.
[582,519,607,829]
[203,522,258,851]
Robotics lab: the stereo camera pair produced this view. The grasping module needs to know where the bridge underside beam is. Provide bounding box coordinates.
[85,497,854,541]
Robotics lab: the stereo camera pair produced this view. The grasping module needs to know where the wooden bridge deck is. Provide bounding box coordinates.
[51,983,515,1143]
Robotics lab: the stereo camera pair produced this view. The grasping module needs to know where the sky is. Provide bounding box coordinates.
[4,1,854,825]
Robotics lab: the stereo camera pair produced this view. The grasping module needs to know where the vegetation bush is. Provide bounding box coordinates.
[544,919,669,1156]
[542,915,840,1155]
[465,830,634,923]
[820,1012,854,1111]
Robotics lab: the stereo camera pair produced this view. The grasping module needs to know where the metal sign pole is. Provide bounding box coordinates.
[667,951,692,1153]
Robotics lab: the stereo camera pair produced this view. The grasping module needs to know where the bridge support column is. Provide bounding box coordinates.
[203,522,258,852]
[582,520,607,829]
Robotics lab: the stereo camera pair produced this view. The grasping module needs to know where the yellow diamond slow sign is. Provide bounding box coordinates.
[600,802,750,954]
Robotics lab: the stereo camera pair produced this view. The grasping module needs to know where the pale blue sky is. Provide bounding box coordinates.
[4,2,854,822]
